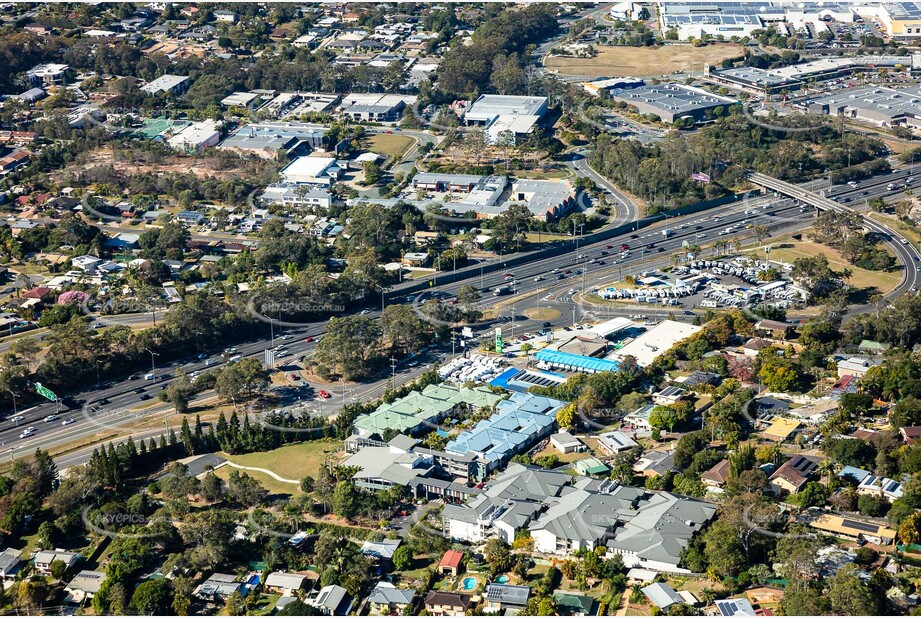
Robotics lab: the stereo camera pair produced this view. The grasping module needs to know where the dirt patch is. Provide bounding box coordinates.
[546,43,744,77]
[523,307,561,321]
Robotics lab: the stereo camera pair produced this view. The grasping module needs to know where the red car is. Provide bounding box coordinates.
[621,244,629,250]
[305,336,315,342]
[318,390,331,399]
[289,373,300,381]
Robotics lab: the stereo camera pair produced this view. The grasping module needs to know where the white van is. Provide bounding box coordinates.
[228,355,243,363]
[144,373,155,381]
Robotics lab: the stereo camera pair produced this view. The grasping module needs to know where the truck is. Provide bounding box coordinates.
[493,285,511,297]
[662,228,673,237]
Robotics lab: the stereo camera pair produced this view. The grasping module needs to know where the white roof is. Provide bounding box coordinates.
[584,317,634,338]
[609,320,702,367]
[167,120,220,149]
[221,92,259,107]
[464,94,547,123]
[281,156,337,181]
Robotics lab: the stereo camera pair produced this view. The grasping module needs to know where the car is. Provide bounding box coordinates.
[289,373,300,380]
[600,251,609,256]
[9,415,23,423]
[19,427,35,439]
[564,269,572,274]
[197,353,208,360]
[542,321,553,328]
[605,245,614,249]
[359,309,371,315]
[533,276,543,282]
[281,334,292,340]
[318,390,332,399]
[551,268,560,274]
[139,393,152,400]
[224,347,237,355]
[128,374,140,381]
[305,336,315,342]
[557,274,565,279]
[407,360,420,367]
[276,351,289,358]
[621,244,630,250]
[630,235,639,239]
[62,418,76,426]
[92,322,103,329]
[134,387,145,394]
[44,414,59,423]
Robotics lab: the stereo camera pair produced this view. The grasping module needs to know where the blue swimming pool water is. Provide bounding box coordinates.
[462,577,477,591]
[496,575,509,584]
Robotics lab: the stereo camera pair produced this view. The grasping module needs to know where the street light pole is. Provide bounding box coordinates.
[144,349,158,374]
[5,390,16,417]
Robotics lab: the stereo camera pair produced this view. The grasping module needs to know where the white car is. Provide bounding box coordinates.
[44,414,59,423]
[9,415,23,423]
[534,276,543,282]
[276,351,289,358]
[19,427,35,439]
[281,334,292,340]
[61,418,76,426]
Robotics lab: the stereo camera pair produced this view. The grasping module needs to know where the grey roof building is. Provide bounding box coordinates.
[367,582,416,607]
[606,83,739,123]
[0,548,21,579]
[803,85,921,129]
[308,584,352,616]
[484,584,531,611]
[642,582,685,610]
[140,74,189,96]
[218,122,328,158]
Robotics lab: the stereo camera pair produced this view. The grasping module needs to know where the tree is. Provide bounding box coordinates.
[392,545,413,571]
[899,511,921,545]
[277,599,321,615]
[363,161,382,185]
[556,403,576,430]
[484,538,513,574]
[130,579,174,616]
[314,316,384,380]
[214,358,270,404]
[827,565,881,616]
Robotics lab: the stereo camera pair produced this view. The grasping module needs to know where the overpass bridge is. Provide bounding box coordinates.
[747,171,921,298]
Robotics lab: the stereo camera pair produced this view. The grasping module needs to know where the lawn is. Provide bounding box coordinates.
[746,237,902,295]
[545,43,743,77]
[220,440,338,481]
[367,133,415,158]
[213,465,298,497]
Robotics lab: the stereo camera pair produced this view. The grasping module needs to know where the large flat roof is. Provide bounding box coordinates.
[805,85,921,120]
[608,83,738,115]
[608,320,702,366]
[464,95,548,123]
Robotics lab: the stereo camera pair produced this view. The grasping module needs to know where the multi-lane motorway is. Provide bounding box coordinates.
[4,166,918,467]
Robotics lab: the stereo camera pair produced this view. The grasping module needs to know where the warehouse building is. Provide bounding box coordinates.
[166,119,221,153]
[218,122,329,159]
[338,93,417,121]
[606,83,739,124]
[802,85,921,130]
[461,94,548,143]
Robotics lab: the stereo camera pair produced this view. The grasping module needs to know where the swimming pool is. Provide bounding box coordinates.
[462,577,477,591]
[496,575,509,584]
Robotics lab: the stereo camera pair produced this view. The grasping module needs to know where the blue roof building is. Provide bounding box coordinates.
[535,349,621,374]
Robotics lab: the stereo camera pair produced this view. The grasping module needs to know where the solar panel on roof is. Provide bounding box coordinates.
[841,519,879,533]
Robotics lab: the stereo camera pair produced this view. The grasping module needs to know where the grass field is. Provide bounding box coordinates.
[221,440,338,481]
[747,237,902,295]
[546,43,743,77]
[213,466,298,496]
[367,133,415,158]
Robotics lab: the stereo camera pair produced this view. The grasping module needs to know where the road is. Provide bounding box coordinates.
[563,151,640,224]
[9,167,917,471]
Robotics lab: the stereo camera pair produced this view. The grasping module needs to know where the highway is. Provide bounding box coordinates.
[5,167,918,468]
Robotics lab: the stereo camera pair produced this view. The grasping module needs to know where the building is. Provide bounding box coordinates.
[308,585,353,616]
[64,570,106,603]
[195,573,242,600]
[339,93,416,121]
[367,582,415,614]
[0,548,21,579]
[360,539,401,563]
[837,356,877,379]
[0,149,30,175]
[423,591,472,616]
[633,450,676,478]
[769,455,819,495]
[34,550,79,574]
[605,83,739,124]
[280,156,340,186]
[27,63,70,87]
[658,2,775,40]
[804,86,921,131]
[220,91,260,109]
[715,598,757,617]
[583,76,646,96]
[761,417,801,443]
[701,459,730,490]
[483,584,531,613]
[857,474,904,502]
[264,572,307,596]
[652,386,686,406]
[553,590,598,616]
[807,512,897,545]
[167,120,221,153]
[218,122,328,159]
[880,3,921,39]
[596,431,639,455]
[140,74,190,96]
[608,320,703,367]
[461,94,548,143]
[573,456,610,476]
[642,582,686,611]
[260,184,333,210]
[439,549,464,576]
[550,431,584,454]
[624,404,656,432]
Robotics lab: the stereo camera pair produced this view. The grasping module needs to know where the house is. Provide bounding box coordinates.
[838,357,874,379]
[642,583,686,611]
[0,149,30,175]
[264,572,307,596]
[596,431,639,455]
[550,431,584,454]
[574,456,610,476]
[858,339,889,355]
[769,455,819,495]
[402,252,431,267]
[438,549,464,576]
[423,591,472,616]
[755,396,790,417]
[633,449,675,477]
[652,386,686,406]
[308,585,353,616]
[195,573,241,600]
[367,582,415,615]
[838,465,872,484]
[901,426,921,445]
[27,63,70,87]
[0,548,21,579]
[806,512,897,545]
[167,120,221,153]
[34,550,79,574]
[64,570,106,603]
[553,590,598,616]
[700,459,731,490]
[624,404,656,431]
[715,598,757,617]
[754,319,794,339]
[177,211,206,226]
[214,9,238,22]
[857,474,904,502]
[140,74,189,96]
[360,538,401,564]
[761,417,800,442]
[483,584,531,613]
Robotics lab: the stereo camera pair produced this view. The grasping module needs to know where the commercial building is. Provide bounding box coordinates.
[606,83,739,124]
[166,119,221,153]
[140,74,190,96]
[583,77,646,96]
[802,85,921,130]
[220,91,261,109]
[880,2,921,39]
[279,156,341,186]
[338,93,416,121]
[608,320,703,367]
[218,122,328,159]
[658,2,781,40]
[461,94,548,143]
[259,184,333,210]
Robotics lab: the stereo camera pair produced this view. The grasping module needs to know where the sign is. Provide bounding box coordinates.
[461,327,473,339]
[691,172,711,183]
[34,382,57,402]
[494,328,503,354]
[264,350,275,368]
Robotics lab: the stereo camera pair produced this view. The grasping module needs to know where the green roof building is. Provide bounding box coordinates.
[573,456,610,476]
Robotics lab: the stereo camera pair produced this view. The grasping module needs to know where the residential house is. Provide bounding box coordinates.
[34,550,79,574]
[573,456,610,476]
[715,598,757,617]
[700,459,730,490]
[483,584,531,613]
[367,582,415,615]
[550,431,584,454]
[64,570,106,603]
[624,404,655,431]
[423,591,472,616]
[0,548,21,579]
[264,572,307,596]
[553,590,598,616]
[360,539,401,565]
[438,549,464,577]
[761,417,800,443]
[857,474,904,502]
[837,357,875,379]
[769,455,819,495]
[195,573,241,600]
[633,450,675,477]
[642,583,686,611]
[596,431,639,455]
[753,319,794,339]
[307,585,353,616]
[652,386,686,406]
[901,426,921,445]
